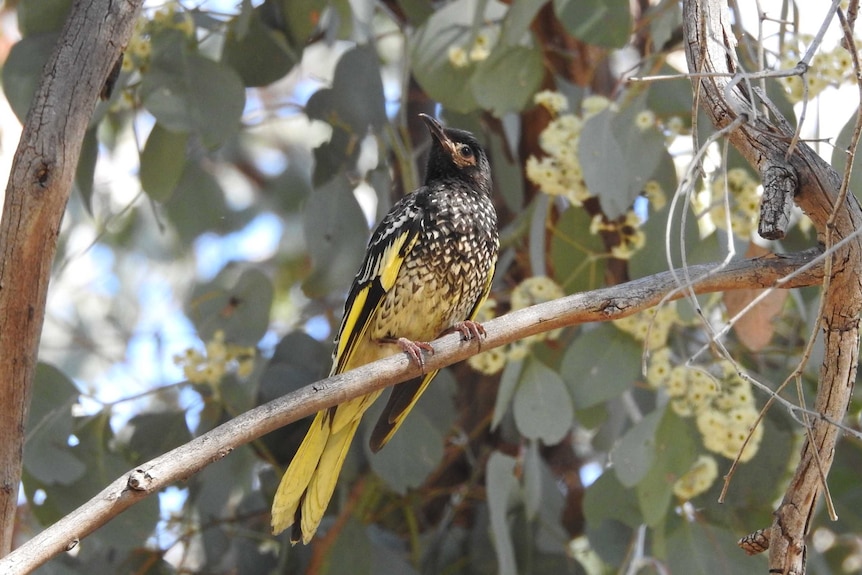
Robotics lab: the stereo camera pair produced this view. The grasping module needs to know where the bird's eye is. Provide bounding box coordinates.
[459,145,473,158]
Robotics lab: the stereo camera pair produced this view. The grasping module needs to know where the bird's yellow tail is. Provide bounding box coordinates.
[271,391,381,543]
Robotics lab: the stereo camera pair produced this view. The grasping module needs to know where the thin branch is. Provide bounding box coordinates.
[0,251,824,574]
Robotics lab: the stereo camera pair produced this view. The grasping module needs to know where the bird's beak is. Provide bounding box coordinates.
[420,113,450,146]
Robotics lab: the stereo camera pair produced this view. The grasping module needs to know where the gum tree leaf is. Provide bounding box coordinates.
[140,123,189,202]
[610,407,663,488]
[491,359,524,430]
[561,323,641,408]
[188,267,274,345]
[24,364,85,485]
[486,451,519,575]
[513,359,574,444]
[579,104,666,218]
[410,0,508,113]
[306,45,387,132]
[141,29,245,148]
[470,45,544,116]
[553,0,631,48]
[222,6,298,87]
[2,33,58,121]
[302,175,369,297]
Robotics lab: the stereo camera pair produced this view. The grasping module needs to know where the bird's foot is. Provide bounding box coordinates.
[450,320,486,341]
[395,337,434,369]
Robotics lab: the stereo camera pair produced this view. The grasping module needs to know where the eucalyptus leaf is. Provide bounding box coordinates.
[579,104,666,218]
[561,324,641,408]
[491,359,524,430]
[553,0,631,48]
[2,33,58,121]
[17,0,72,36]
[222,6,298,87]
[302,175,369,297]
[611,407,663,488]
[486,451,519,575]
[522,440,543,520]
[666,521,767,574]
[24,364,85,486]
[141,29,245,148]
[470,45,544,116]
[635,408,697,526]
[410,0,508,113]
[583,471,641,527]
[187,267,274,345]
[75,128,98,214]
[306,45,387,132]
[549,206,607,295]
[513,359,574,444]
[140,124,189,202]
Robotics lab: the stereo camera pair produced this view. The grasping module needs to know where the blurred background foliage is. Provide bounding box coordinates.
[3,0,862,573]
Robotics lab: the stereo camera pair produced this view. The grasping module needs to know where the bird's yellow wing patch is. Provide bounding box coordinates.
[333,229,419,373]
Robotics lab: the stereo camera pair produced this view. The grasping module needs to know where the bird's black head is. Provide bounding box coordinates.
[420,114,491,195]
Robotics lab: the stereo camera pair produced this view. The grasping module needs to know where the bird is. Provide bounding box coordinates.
[271,114,499,544]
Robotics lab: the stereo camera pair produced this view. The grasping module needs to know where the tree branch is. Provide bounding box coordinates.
[0,0,142,556]
[682,1,862,573]
[0,251,824,573]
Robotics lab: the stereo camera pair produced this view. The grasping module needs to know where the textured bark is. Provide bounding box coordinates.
[682,1,862,573]
[0,0,141,556]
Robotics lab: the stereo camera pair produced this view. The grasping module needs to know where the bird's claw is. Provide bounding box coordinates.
[452,320,486,341]
[397,337,434,369]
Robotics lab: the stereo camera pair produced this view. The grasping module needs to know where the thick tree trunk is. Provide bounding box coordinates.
[682,1,862,573]
[0,0,141,556]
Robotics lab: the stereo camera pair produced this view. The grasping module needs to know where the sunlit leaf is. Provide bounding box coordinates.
[550,206,607,295]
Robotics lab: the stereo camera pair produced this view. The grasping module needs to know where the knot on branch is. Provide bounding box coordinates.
[127,469,153,492]
[759,162,799,240]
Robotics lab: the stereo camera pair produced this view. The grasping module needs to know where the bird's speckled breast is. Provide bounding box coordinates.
[371,184,498,344]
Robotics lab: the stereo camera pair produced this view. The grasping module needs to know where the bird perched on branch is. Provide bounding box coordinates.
[271,114,499,544]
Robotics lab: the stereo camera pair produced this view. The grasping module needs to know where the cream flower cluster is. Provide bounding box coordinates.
[647,352,763,464]
[673,454,719,500]
[174,330,256,386]
[778,34,857,102]
[612,301,681,350]
[468,276,565,375]
[709,168,761,239]
[590,211,647,260]
[447,31,495,68]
